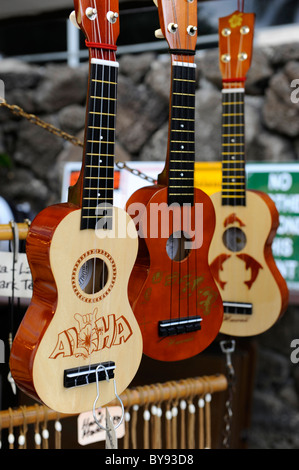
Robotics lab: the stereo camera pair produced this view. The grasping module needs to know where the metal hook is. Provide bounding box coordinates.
[9,220,19,264]
[220,339,236,379]
[92,364,124,432]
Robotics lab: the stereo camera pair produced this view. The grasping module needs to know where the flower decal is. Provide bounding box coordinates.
[229,13,243,28]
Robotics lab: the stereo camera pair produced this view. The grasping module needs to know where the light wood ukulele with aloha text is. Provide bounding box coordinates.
[10,0,142,414]
[208,11,289,337]
[126,0,223,362]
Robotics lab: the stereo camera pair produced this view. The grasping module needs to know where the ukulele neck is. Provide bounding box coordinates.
[162,60,197,207]
[221,87,246,206]
[80,58,119,230]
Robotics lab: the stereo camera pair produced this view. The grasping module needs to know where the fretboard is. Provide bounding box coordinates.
[168,62,196,206]
[81,58,118,230]
[221,88,246,206]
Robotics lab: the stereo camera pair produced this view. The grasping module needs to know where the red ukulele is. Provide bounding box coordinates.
[10,0,142,414]
[208,10,289,336]
[126,0,223,362]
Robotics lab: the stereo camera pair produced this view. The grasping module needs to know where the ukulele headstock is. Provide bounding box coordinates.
[155,0,197,61]
[73,0,119,57]
[219,10,255,84]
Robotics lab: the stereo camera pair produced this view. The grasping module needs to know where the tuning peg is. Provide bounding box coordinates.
[69,10,80,29]
[155,28,164,39]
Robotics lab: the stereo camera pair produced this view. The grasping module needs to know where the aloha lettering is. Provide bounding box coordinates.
[49,308,133,359]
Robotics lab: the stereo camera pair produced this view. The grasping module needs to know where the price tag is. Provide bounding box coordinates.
[77,406,124,446]
[0,252,32,298]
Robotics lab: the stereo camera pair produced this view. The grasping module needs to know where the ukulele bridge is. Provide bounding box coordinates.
[64,361,115,388]
[158,316,202,337]
[223,301,252,315]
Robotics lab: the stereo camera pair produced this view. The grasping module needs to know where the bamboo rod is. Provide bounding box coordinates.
[0,374,227,429]
[0,223,29,241]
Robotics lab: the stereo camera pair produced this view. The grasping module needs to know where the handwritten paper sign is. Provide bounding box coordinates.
[77,406,125,446]
[105,408,118,449]
[0,252,32,298]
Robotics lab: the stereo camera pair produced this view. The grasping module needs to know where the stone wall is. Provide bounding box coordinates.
[1,41,299,448]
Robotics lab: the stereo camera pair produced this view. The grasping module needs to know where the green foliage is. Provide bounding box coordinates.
[0,153,12,168]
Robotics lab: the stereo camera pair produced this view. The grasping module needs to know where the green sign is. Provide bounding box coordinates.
[246,163,299,294]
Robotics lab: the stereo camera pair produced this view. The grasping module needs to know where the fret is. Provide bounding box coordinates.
[222,152,245,155]
[170,150,194,154]
[90,96,116,101]
[222,167,244,171]
[173,105,195,110]
[173,78,196,83]
[85,176,114,179]
[86,165,114,169]
[222,134,244,137]
[222,143,244,147]
[222,160,243,163]
[222,174,245,178]
[83,197,113,200]
[222,123,244,127]
[172,118,194,121]
[222,189,245,192]
[169,193,194,196]
[92,79,117,84]
[88,126,115,130]
[222,101,244,105]
[171,129,195,133]
[87,140,115,144]
[171,140,195,144]
[173,92,195,97]
[86,153,115,157]
[222,113,244,117]
[84,188,114,191]
[90,111,116,116]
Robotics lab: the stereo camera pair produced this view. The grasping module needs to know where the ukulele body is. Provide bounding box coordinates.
[10,203,142,414]
[209,189,289,337]
[127,185,223,362]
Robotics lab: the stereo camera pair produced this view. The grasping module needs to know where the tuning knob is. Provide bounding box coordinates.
[155,28,164,38]
[69,11,80,29]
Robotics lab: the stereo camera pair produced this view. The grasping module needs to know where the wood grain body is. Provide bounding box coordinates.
[209,190,289,336]
[126,186,223,362]
[10,204,142,414]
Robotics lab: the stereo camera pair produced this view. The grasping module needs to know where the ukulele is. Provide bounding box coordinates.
[208,10,289,337]
[10,0,142,414]
[126,0,223,362]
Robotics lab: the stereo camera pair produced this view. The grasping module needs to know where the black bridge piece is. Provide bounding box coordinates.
[158,316,202,337]
[223,301,253,315]
[64,361,115,388]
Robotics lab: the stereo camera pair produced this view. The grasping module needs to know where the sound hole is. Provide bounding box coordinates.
[78,257,109,294]
[222,227,246,252]
[166,231,191,261]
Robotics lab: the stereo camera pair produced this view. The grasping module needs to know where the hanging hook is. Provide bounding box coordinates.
[9,220,19,264]
[92,364,124,432]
